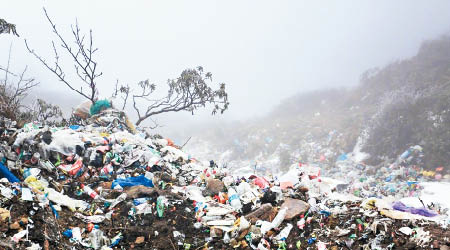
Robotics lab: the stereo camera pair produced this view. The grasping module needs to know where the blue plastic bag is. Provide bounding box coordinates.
[0,162,20,183]
[337,154,348,161]
[111,175,153,189]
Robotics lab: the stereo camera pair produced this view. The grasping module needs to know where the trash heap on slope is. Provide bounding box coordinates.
[0,110,449,249]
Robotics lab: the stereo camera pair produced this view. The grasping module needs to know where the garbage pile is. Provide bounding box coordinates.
[0,110,449,249]
[318,145,450,204]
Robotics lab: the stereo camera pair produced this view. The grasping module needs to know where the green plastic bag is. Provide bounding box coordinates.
[156,196,167,217]
[90,99,111,115]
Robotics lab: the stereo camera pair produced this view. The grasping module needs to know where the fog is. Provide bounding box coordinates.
[2,0,450,134]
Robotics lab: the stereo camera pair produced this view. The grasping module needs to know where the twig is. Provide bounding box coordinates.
[169,238,177,250]
[180,136,192,149]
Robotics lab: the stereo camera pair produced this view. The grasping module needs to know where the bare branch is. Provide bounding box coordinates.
[139,117,163,130]
[0,48,39,121]
[4,43,12,84]
[24,8,102,103]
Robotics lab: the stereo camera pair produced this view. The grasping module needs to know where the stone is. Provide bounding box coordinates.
[125,185,155,199]
[9,222,21,230]
[206,179,224,194]
[0,208,10,221]
[135,236,145,244]
[280,198,310,220]
[245,203,274,223]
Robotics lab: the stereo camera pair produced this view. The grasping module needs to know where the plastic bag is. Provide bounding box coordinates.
[111,175,154,189]
[74,100,92,119]
[0,162,20,183]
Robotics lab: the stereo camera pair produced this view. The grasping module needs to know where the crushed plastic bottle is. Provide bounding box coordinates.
[271,207,288,228]
[89,228,104,249]
[81,184,101,200]
[227,187,242,211]
[275,223,293,241]
[156,196,167,217]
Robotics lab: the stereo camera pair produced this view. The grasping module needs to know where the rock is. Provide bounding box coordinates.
[206,179,224,194]
[135,236,145,244]
[125,185,155,199]
[0,208,10,221]
[245,203,274,223]
[9,222,21,230]
[280,198,310,220]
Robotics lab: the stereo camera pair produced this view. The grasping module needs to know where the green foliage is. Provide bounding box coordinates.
[130,66,229,126]
[362,37,450,169]
[0,19,18,36]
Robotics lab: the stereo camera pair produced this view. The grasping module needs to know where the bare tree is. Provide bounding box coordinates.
[25,9,229,127]
[0,18,18,36]
[114,66,229,126]
[0,47,39,120]
[25,8,101,104]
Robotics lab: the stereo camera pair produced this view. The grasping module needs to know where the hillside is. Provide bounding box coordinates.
[186,36,450,173]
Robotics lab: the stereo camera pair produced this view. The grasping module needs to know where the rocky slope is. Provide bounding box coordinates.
[186,37,450,173]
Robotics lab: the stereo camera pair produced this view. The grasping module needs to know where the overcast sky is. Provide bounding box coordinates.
[2,0,450,129]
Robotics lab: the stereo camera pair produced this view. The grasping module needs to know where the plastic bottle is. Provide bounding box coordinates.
[227,187,242,211]
[30,152,40,165]
[69,158,83,176]
[271,207,287,228]
[71,227,82,242]
[201,215,222,223]
[109,193,127,209]
[89,228,104,250]
[223,232,230,244]
[275,223,293,241]
[100,163,114,175]
[81,184,100,200]
[156,196,167,217]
